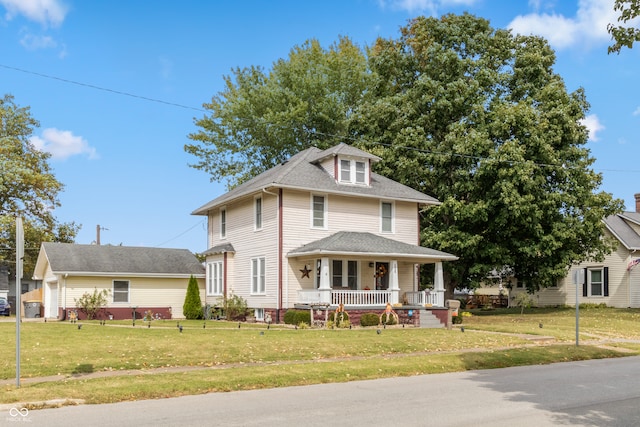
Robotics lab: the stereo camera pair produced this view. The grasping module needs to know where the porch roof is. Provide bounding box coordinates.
[287,231,457,262]
[202,243,236,256]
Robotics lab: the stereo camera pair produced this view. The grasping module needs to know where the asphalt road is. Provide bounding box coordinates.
[6,356,640,427]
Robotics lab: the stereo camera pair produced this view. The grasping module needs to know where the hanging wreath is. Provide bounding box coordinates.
[376,264,387,277]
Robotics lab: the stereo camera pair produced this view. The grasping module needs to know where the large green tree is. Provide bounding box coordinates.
[608,0,640,53]
[186,36,369,189]
[353,14,622,292]
[187,14,622,294]
[0,94,78,277]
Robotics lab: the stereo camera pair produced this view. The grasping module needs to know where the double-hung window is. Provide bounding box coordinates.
[220,208,226,239]
[251,257,266,294]
[589,268,603,296]
[583,267,609,297]
[338,157,368,185]
[312,194,327,229]
[381,201,394,233]
[254,197,262,230]
[331,260,358,290]
[113,280,129,303]
[207,261,223,296]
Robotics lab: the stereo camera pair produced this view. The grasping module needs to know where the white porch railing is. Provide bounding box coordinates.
[332,290,391,306]
[404,290,444,307]
[297,290,444,307]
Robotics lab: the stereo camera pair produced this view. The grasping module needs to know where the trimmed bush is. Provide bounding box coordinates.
[284,309,311,326]
[360,313,380,327]
[380,312,397,325]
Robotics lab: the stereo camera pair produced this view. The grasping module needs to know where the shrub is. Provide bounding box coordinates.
[284,309,310,326]
[380,312,397,325]
[219,293,249,321]
[452,314,463,324]
[360,312,380,327]
[328,311,350,324]
[75,288,110,320]
[183,275,204,319]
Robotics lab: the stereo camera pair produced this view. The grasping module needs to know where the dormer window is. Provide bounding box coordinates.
[338,157,368,185]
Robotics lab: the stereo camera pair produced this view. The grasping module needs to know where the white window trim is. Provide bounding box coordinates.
[330,259,359,289]
[380,200,395,233]
[220,207,226,239]
[337,156,370,185]
[311,193,328,229]
[587,267,604,297]
[254,308,265,321]
[254,196,263,231]
[251,257,266,295]
[207,261,224,296]
[113,280,129,304]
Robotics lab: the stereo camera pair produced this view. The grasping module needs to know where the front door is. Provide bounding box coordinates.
[375,262,389,290]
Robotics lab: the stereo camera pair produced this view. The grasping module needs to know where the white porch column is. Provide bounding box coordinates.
[434,262,445,307]
[318,257,331,304]
[389,260,399,304]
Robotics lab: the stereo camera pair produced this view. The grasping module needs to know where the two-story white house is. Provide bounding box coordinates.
[192,143,457,324]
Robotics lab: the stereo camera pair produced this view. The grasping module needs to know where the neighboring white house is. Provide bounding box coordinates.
[32,243,205,320]
[192,143,457,324]
[510,193,640,308]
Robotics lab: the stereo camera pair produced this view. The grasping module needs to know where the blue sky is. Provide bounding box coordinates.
[1,0,639,254]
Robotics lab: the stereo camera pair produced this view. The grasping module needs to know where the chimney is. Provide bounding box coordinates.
[635,193,640,213]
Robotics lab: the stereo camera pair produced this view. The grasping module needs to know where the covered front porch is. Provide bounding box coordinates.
[288,231,457,309]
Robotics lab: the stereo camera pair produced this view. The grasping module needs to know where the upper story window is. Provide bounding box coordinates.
[312,194,327,229]
[254,196,262,230]
[220,208,226,239]
[338,157,368,185]
[381,201,394,233]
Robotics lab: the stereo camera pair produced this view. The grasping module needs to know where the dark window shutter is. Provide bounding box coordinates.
[604,267,609,297]
[583,268,588,297]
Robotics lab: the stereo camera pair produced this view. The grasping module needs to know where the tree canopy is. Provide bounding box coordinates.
[608,0,640,54]
[186,37,369,189]
[0,94,78,277]
[187,13,623,294]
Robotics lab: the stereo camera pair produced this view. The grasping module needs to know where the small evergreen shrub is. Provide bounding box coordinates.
[360,313,380,327]
[183,275,203,319]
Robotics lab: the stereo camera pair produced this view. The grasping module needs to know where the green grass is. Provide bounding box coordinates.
[1,307,639,406]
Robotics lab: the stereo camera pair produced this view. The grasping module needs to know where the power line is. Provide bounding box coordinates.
[0,63,206,113]
[4,63,639,175]
[154,220,206,248]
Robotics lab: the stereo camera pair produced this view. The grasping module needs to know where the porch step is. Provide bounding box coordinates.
[420,310,444,328]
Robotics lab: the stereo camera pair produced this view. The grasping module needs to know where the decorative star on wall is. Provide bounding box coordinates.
[300,265,311,278]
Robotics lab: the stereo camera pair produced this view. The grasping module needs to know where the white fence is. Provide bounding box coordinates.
[297,289,444,307]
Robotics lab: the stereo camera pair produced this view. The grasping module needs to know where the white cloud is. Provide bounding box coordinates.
[20,33,57,50]
[633,107,640,116]
[0,0,68,27]
[579,114,605,141]
[508,0,617,50]
[31,128,98,160]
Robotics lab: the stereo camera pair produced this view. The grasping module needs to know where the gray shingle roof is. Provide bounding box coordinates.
[192,144,438,215]
[202,243,235,256]
[604,214,640,250]
[39,243,205,276]
[287,231,457,261]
